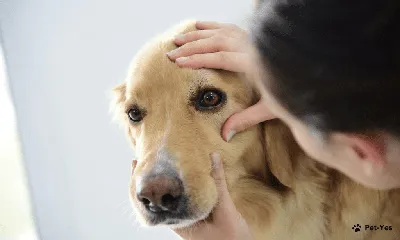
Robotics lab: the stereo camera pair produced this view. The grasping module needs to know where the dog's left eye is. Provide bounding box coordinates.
[196,89,225,110]
[128,107,144,122]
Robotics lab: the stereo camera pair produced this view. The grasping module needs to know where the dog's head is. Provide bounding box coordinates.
[111,21,276,229]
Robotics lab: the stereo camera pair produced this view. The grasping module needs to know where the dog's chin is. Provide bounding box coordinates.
[166,209,213,230]
[140,208,213,229]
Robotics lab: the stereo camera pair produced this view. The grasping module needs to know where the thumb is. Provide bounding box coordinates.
[222,99,276,142]
[210,152,238,224]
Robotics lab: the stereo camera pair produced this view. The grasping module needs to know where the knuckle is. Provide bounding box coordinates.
[189,38,210,52]
[212,34,224,42]
[226,23,239,30]
[217,28,229,36]
[188,31,200,40]
[214,36,228,48]
[185,55,195,62]
[183,41,199,53]
[217,52,229,66]
[239,118,253,130]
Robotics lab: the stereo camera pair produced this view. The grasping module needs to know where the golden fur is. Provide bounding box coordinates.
[111,20,400,239]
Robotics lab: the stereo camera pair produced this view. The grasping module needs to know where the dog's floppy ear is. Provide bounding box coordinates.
[263,120,299,188]
[110,82,127,119]
[110,82,136,146]
[112,82,127,103]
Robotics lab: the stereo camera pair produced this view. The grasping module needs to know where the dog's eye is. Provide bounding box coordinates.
[202,91,220,106]
[128,108,144,122]
[197,89,225,110]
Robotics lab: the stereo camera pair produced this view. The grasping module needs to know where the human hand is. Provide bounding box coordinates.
[167,21,276,142]
[222,99,276,142]
[167,21,252,73]
[173,153,254,240]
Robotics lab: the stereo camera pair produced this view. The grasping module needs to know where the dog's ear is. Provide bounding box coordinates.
[110,82,136,146]
[110,82,127,120]
[112,82,127,104]
[263,120,299,188]
[109,82,126,124]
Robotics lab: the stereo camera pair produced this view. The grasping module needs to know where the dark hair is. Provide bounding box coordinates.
[251,0,400,137]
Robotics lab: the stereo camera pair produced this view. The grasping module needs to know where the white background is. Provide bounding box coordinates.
[0,0,253,239]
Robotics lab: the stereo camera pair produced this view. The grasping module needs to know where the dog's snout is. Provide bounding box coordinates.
[136,175,184,213]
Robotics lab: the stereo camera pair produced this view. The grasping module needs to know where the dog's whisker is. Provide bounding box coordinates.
[121,206,133,217]
[128,212,142,231]
[115,199,129,209]
[128,212,136,221]
[117,201,133,217]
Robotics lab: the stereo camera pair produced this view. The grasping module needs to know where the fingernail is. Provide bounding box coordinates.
[211,153,221,169]
[226,130,236,142]
[176,57,188,64]
[174,34,185,41]
[167,48,178,57]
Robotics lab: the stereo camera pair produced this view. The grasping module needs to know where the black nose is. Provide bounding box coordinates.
[136,174,184,213]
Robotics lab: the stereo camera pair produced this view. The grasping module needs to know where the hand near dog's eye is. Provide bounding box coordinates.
[167,21,277,141]
[222,99,276,142]
[173,153,254,240]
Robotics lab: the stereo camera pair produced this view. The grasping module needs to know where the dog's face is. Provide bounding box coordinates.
[112,22,265,229]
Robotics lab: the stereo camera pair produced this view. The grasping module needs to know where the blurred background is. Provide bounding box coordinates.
[0,0,253,239]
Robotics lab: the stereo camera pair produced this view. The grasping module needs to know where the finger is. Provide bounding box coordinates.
[174,29,217,46]
[195,21,248,41]
[131,160,137,175]
[167,36,240,60]
[175,52,249,72]
[173,222,207,239]
[222,99,276,142]
[173,228,191,240]
[210,153,238,224]
[196,21,239,31]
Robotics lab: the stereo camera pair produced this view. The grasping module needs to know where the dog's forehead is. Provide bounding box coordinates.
[125,51,253,109]
[124,28,251,105]
[126,49,230,95]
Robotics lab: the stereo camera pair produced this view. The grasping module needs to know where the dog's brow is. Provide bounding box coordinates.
[187,69,214,88]
[196,69,214,81]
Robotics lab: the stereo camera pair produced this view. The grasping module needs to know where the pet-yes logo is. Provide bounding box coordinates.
[352,224,393,232]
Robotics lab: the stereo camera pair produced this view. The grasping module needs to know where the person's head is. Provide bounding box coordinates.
[250,0,400,189]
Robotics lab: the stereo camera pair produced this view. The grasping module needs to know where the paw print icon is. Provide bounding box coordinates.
[352,224,362,232]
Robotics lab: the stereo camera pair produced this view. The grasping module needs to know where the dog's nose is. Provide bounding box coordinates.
[136,175,184,213]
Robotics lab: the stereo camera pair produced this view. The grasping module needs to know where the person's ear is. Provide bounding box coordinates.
[332,132,387,167]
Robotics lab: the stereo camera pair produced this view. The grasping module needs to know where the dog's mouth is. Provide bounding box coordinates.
[145,208,213,229]
[136,195,214,229]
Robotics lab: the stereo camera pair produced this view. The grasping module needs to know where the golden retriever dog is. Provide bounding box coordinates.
[111,21,400,239]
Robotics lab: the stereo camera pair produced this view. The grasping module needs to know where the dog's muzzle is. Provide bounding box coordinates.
[134,150,190,225]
